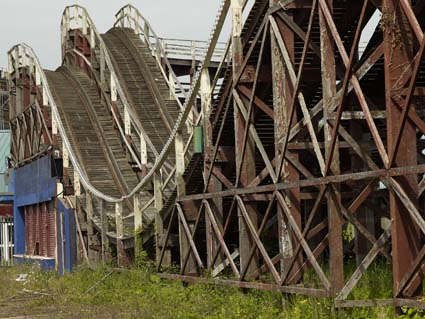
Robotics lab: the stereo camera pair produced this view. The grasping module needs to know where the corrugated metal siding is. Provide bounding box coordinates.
[24,202,56,258]
[0,130,10,193]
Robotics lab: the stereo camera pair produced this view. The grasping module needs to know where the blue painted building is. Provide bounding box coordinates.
[12,155,77,273]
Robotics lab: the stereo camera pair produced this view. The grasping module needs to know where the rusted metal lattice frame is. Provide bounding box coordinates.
[9,100,53,167]
[7,47,55,168]
[156,0,425,308]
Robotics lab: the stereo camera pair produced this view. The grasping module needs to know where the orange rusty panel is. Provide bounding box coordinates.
[0,205,12,216]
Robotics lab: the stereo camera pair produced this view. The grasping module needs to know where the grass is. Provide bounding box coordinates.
[0,261,423,319]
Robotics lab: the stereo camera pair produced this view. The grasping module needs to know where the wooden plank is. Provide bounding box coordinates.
[180,165,425,202]
[318,0,344,294]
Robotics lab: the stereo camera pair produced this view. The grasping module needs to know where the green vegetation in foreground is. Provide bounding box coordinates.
[0,261,424,319]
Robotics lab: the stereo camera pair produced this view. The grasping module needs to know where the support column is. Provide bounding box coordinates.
[232,0,259,277]
[201,69,224,268]
[176,133,197,274]
[383,0,421,297]
[270,4,302,281]
[154,172,170,266]
[134,192,143,258]
[85,191,98,262]
[98,198,109,262]
[116,202,128,267]
[319,0,344,293]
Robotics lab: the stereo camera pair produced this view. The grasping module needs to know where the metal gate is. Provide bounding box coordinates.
[0,217,13,265]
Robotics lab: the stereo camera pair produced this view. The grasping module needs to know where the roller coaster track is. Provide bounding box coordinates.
[8,1,229,257]
[101,27,178,160]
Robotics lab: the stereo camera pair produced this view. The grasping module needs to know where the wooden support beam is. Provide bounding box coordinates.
[176,205,204,271]
[276,191,331,291]
[98,198,109,263]
[336,229,391,301]
[180,165,425,202]
[319,0,344,294]
[232,0,259,277]
[383,0,422,298]
[204,201,240,278]
[115,202,127,267]
[269,7,304,282]
[236,196,281,284]
[134,192,143,258]
[85,191,97,262]
[154,173,170,266]
[202,68,224,268]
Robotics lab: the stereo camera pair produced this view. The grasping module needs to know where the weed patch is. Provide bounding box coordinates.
[0,263,422,318]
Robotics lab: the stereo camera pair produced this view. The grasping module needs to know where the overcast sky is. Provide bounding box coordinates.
[0,1,381,71]
[0,0,225,70]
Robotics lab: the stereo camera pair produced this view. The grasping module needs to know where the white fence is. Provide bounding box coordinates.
[0,217,13,266]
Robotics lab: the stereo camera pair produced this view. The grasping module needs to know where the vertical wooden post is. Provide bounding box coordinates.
[270,2,302,281]
[169,72,175,100]
[100,47,106,87]
[60,211,66,275]
[98,198,109,262]
[201,68,223,268]
[134,192,143,258]
[154,173,170,266]
[140,132,148,176]
[319,0,344,294]
[124,106,131,136]
[81,10,88,36]
[201,69,212,146]
[61,9,69,59]
[232,0,259,277]
[73,170,81,196]
[115,202,127,267]
[383,0,421,298]
[74,196,85,264]
[201,68,213,268]
[143,24,150,44]
[85,191,97,262]
[14,48,22,119]
[175,133,186,198]
[175,133,196,273]
[7,54,15,121]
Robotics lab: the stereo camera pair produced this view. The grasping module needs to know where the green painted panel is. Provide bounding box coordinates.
[0,130,10,193]
[194,126,203,154]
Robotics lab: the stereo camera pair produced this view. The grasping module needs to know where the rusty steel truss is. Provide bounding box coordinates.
[7,0,425,310]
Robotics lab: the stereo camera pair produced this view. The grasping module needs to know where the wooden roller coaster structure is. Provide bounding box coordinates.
[7,0,425,310]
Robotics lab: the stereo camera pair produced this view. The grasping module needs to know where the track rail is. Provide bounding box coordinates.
[62,5,165,168]
[114,4,189,101]
[47,67,134,204]
[53,1,229,202]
